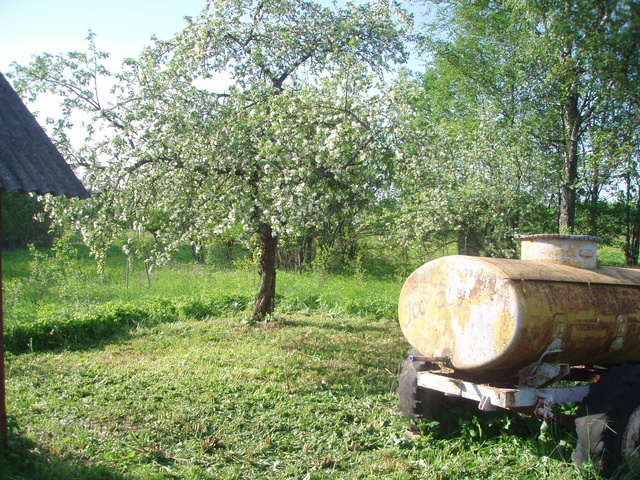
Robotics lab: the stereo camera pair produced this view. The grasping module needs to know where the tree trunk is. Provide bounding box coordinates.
[252,223,277,321]
[191,243,205,263]
[625,166,640,267]
[560,91,580,232]
[627,211,640,267]
[457,229,480,256]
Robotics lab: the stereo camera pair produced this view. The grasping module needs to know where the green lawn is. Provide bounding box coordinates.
[0,245,603,479]
[2,311,583,479]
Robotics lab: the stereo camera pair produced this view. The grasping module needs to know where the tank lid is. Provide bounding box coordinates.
[515,233,603,269]
[515,234,604,243]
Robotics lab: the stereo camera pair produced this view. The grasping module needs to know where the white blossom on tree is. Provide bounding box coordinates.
[11,0,411,320]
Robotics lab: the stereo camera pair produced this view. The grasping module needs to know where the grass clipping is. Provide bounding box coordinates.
[3,312,582,480]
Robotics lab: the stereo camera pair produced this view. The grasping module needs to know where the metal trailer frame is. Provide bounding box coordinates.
[416,370,591,421]
[409,339,598,424]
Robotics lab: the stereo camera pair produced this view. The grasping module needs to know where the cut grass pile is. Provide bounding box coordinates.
[3,312,584,479]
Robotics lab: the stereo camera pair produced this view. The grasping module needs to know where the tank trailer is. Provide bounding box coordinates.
[397,234,640,477]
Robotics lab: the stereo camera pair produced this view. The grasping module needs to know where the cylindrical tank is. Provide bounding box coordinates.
[398,235,640,373]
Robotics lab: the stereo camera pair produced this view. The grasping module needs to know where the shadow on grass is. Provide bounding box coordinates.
[6,293,392,355]
[4,302,152,355]
[0,432,129,480]
[5,294,250,355]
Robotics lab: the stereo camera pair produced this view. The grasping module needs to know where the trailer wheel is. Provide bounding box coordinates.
[573,365,640,478]
[396,348,446,421]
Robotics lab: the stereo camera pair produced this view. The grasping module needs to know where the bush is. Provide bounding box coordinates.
[344,298,396,318]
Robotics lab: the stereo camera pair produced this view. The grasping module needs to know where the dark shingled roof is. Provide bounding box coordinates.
[0,71,89,198]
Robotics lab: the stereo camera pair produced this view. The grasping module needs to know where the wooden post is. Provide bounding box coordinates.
[0,191,8,448]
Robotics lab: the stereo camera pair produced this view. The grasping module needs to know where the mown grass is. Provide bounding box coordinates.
[3,312,585,480]
[0,244,611,479]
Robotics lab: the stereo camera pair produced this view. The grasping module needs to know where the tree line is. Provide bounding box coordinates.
[6,0,639,320]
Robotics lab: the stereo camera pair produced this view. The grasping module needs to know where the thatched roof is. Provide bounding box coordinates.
[0,71,89,198]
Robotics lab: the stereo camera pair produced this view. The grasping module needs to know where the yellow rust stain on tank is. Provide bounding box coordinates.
[492,302,517,355]
[447,261,519,368]
[399,256,520,370]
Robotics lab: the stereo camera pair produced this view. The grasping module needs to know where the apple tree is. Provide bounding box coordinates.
[11,0,411,320]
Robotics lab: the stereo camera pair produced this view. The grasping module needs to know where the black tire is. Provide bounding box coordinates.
[396,347,447,421]
[573,364,640,478]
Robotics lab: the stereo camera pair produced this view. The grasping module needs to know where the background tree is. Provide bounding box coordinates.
[1,193,54,250]
[11,0,411,320]
[415,0,640,235]
[389,68,555,258]
[584,103,640,265]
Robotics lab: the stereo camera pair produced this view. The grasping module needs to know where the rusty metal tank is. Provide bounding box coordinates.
[398,234,640,373]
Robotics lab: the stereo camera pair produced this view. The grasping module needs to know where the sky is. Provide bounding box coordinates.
[0,0,424,124]
[0,0,207,74]
[0,0,425,75]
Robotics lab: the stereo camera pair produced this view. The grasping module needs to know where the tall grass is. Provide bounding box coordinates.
[2,242,401,353]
